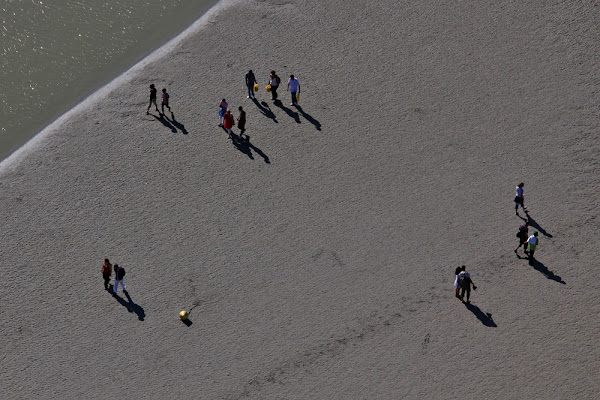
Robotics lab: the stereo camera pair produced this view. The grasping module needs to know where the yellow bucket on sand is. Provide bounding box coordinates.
[179,310,189,320]
[253,83,259,91]
[266,84,272,92]
[296,93,300,102]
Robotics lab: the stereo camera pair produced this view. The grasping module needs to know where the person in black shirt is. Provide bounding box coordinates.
[146,84,159,114]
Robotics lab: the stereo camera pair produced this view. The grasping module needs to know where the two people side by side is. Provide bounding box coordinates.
[456,266,477,303]
[101,259,127,294]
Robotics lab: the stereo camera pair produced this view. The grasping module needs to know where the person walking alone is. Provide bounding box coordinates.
[287,74,300,106]
[102,258,112,290]
[268,70,280,100]
[514,221,530,253]
[515,182,526,215]
[146,84,159,114]
[457,266,477,303]
[113,264,126,295]
[246,70,257,99]
[161,88,171,115]
[454,266,463,298]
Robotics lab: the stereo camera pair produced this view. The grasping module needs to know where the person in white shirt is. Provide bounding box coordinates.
[287,74,300,106]
[527,231,539,259]
[514,182,526,215]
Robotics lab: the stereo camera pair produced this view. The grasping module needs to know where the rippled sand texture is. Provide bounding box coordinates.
[1,0,599,398]
[0,0,214,160]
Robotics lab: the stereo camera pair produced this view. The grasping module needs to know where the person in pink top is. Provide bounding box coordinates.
[218,99,228,126]
[161,88,171,115]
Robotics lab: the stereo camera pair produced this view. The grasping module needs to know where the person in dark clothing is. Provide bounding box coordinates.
[514,221,530,253]
[245,70,257,99]
[454,266,463,298]
[458,266,477,303]
[161,88,171,115]
[102,258,112,290]
[146,84,159,114]
[237,106,246,135]
[113,264,126,295]
[268,70,280,100]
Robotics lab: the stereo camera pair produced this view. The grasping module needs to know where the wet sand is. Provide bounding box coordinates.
[1,0,599,398]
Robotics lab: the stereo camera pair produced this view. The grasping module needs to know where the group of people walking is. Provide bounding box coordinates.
[143,69,301,141]
[453,182,541,304]
[101,258,127,295]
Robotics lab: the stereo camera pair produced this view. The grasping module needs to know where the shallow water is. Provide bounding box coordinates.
[0,0,215,161]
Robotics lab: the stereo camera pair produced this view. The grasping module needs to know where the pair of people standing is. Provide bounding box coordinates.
[101,259,126,294]
[454,266,477,303]
[264,71,301,106]
[146,84,171,115]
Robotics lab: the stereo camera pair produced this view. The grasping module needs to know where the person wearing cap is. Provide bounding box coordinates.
[146,84,159,114]
[527,231,539,259]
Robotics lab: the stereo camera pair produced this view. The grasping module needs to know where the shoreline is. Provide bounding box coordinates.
[0,0,227,172]
[1,0,598,398]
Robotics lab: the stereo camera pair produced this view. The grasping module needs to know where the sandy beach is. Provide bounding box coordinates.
[1,0,599,398]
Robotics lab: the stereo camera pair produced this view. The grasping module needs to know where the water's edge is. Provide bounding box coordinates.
[0,0,229,169]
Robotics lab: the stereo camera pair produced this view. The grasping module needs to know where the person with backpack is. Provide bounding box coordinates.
[457,266,477,303]
[101,258,112,290]
[113,264,126,295]
[527,231,539,259]
[454,266,463,298]
[268,70,280,100]
[514,221,530,254]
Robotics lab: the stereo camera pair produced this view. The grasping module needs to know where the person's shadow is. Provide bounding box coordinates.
[231,134,270,164]
[252,99,278,123]
[529,258,565,284]
[169,112,188,134]
[296,105,322,131]
[527,214,553,238]
[111,290,146,321]
[152,113,177,133]
[464,302,497,327]
[273,100,300,124]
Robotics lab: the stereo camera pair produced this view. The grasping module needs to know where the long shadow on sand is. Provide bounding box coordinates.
[152,113,177,133]
[518,212,553,238]
[273,100,300,124]
[296,105,322,131]
[111,289,146,321]
[231,134,270,164]
[464,303,497,327]
[169,112,188,134]
[529,258,565,284]
[252,98,278,123]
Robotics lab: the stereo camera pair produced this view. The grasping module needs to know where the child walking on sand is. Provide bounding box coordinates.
[102,258,112,290]
[515,182,526,215]
[218,98,228,126]
[161,88,171,114]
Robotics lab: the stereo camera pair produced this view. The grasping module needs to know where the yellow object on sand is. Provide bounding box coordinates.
[179,310,189,320]
[253,83,259,91]
[266,84,272,92]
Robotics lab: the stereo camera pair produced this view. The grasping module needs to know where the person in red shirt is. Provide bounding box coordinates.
[223,109,234,139]
[101,258,112,290]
